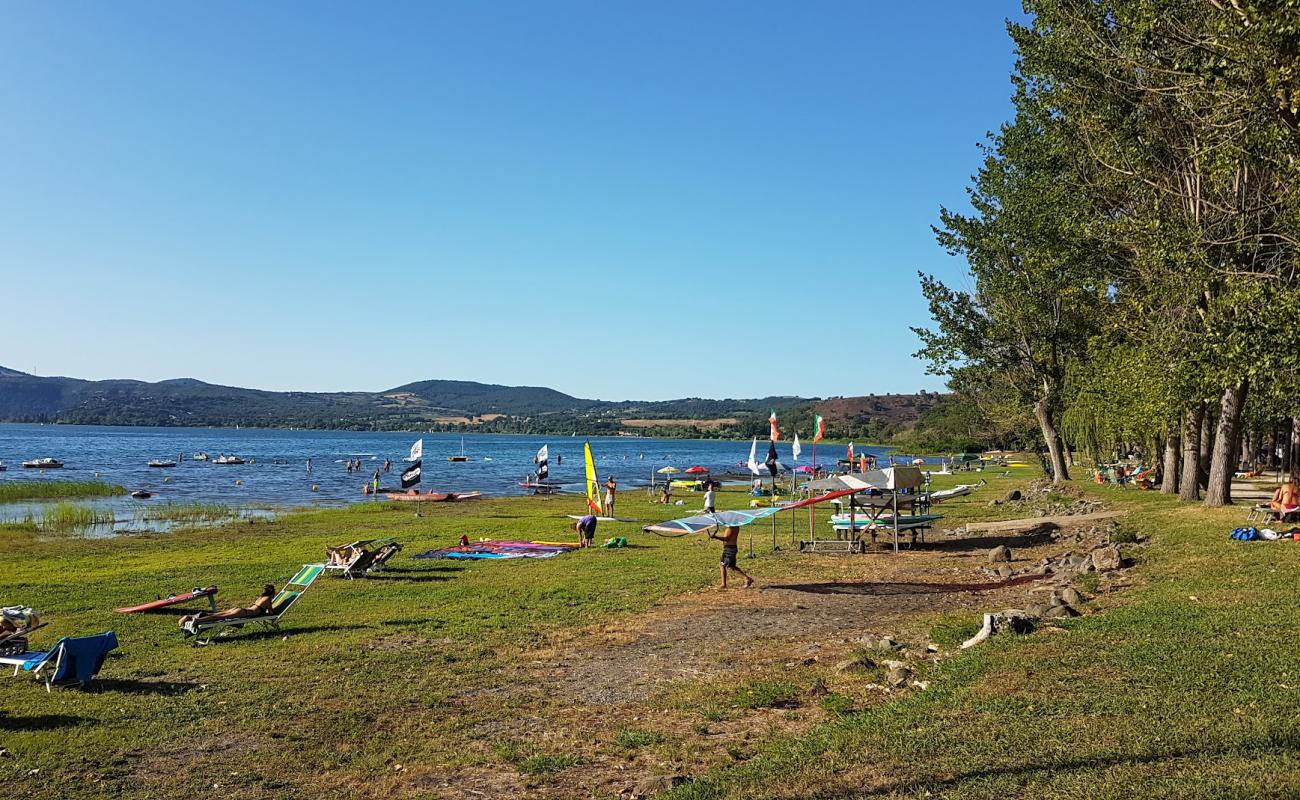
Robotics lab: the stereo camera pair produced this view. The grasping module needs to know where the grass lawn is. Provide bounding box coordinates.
[6,467,1296,799]
[666,483,1300,799]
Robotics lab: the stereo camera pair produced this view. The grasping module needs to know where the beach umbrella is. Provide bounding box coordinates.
[657,466,680,474]
[684,466,709,474]
[794,465,814,474]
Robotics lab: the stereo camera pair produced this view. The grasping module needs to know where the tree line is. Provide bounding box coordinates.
[915,1,1300,505]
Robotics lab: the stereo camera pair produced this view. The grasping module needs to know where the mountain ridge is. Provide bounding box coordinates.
[0,366,942,440]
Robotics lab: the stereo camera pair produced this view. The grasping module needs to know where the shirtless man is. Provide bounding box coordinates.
[707,525,753,589]
[179,584,276,628]
[604,476,617,516]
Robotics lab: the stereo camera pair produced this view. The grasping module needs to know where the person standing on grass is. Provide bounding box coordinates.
[604,475,617,517]
[572,514,597,548]
[708,525,753,589]
[704,481,717,514]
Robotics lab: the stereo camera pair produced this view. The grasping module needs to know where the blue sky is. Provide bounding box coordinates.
[0,1,1021,401]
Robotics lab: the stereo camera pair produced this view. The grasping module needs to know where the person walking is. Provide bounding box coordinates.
[708,525,753,589]
[704,481,717,514]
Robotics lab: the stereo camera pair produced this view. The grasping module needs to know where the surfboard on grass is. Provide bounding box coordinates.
[116,586,218,614]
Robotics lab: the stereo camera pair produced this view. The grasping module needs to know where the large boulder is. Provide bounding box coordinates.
[1091,545,1122,572]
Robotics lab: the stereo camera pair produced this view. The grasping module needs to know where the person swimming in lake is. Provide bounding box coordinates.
[707,525,753,589]
[179,584,276,628]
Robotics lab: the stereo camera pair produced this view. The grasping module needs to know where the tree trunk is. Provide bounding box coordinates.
[1204,380,1250,507]
[1033,399,1070,483]
[1291,418,1300,484]
[1199,408,1214,489]
[1161,426,1179,494]
[1179,404,1203,502]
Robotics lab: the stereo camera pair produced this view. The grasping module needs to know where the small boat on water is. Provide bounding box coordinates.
[448,436,469,462]
[0,461,6,471]
[148,459,177,468]
[213,455,245,465]
[193,452,210,461]
[21,458,63,469]
[130,490,153,499]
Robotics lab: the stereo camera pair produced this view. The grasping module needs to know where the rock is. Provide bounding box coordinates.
[1091,545,1122,572]
[633,775,688,798]
[1025,603,1052,618]
[834,657,876,674]
[1032,564,1054,576]
[995,565,1014,578]
[876,636,902,651]
[1060,587,1084,606]
[886,666,912,688]
[1043,604,1080,619]
[1002,489,1023,503]
[808,678,828,696]
[988,545,1012,564]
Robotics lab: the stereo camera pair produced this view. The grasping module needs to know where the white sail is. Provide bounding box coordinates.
[408,439,423,461]
[534,444,549,465]
[747,437,760,476]
[792,434,802,461]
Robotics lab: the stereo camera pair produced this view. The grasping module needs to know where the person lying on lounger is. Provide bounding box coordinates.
[178,585,276,628]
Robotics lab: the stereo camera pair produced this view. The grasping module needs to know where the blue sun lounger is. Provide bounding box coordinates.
[0,631,118,691]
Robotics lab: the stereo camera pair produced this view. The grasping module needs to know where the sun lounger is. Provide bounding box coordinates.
[181,565,324,644]
[324,539,400,579]
[0,631,118,691]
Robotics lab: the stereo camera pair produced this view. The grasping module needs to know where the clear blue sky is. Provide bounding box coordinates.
[0,1,1021,401]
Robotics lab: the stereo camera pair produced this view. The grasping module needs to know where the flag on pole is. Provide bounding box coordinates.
[400,459,422,488]
[769,410,779,441]
[812,415,825,443]
[792,434,801,461]
[765,441,779,477]
[747,437,761,475]
[859,454,868,473]
[408,438,423,461]
[847,442,855,463]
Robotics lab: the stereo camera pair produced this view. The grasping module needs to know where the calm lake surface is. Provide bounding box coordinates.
[0,424,918,519]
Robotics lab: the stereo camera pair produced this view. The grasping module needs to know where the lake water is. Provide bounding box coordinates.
[0,424,918,521]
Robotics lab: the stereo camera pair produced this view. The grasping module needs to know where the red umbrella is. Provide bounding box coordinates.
[684,466,710,474]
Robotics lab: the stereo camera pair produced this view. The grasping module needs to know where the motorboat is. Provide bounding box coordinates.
[21,458,63,469]
[130,490,153,499]
[148,459,177,468]
[0,461,6,471]
[193,452,210,461]
[213,455,245,465]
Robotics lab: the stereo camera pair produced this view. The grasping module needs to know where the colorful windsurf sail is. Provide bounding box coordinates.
[535,444,550,482]
[584,441,602,514]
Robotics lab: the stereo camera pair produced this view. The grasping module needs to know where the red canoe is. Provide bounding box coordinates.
[115,586,218,614]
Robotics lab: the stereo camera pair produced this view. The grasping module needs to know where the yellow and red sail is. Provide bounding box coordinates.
[584,441,602,514]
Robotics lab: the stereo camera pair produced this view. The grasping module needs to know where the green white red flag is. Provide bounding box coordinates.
[769,410,779,442]
[812,415,825,443]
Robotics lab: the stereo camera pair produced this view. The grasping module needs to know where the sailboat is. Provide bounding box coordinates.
[518,443,562,493]
[448,436,468,462]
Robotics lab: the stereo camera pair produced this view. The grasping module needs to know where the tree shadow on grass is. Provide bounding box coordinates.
[87,678,202,696]
[824,742,1279,798]
[768,575,1044,596]
[212,623,370,643]
[0,713,86,731]
[362,573,453,583]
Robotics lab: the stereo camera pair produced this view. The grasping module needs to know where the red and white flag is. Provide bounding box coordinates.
[847,442,854,462]
[769,410,779,442]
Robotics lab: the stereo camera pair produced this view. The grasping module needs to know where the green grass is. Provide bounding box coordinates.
[0,480,125,502]
[664,485,1300,799]
[41,502,114,532]
[132,500,238,525]
[5,471,1298,798]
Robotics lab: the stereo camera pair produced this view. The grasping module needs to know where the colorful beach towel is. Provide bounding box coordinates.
[413,540,578,561]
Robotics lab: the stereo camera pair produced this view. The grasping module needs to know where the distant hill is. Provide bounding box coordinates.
[0,366,942,440]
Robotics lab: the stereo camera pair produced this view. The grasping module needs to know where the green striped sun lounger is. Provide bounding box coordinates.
[181,565,324,645]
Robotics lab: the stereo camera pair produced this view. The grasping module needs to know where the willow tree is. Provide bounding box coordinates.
[916,110,1108,484]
